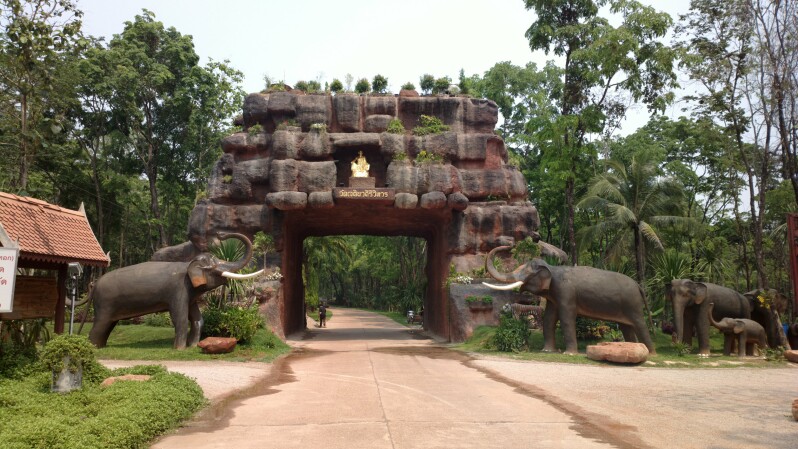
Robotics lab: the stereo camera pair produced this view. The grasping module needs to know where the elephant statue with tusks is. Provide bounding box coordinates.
[89,232,263,349]
[483,246,655,355]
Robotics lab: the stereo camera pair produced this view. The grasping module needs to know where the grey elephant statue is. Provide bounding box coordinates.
[483,246,655,355]
[668,279,750,356]
[743,289,790,349]
[708,303,768,356]
[89,232,263,349]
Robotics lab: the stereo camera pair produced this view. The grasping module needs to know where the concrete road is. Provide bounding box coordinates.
[151,308,626,449]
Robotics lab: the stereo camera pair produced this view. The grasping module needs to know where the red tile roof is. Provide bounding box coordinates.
[0,192,110,267]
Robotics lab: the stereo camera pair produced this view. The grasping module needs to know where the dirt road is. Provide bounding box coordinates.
[106,308,796,448]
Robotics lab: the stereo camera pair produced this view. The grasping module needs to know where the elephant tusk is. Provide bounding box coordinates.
[482,281,524,291]
[222,269,265,280]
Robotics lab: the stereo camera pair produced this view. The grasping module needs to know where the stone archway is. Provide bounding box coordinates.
[154,89,540,341]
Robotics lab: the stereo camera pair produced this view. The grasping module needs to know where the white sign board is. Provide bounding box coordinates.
[0,247,20,313]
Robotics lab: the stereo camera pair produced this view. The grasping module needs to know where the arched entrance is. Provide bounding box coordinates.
[280,205,449,337]
[160,90,541,342]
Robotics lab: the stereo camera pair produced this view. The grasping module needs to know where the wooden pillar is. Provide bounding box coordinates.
[54,264,67,334]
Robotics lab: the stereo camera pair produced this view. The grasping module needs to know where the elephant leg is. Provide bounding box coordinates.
[89,315,117,348]
[736,334,746,357]
[619,324,637,342]
[722,334,733,356]
[187,301,203,347]
[168,300,190,350]
[630,317,657,355]
[541,305,558,352]
[695,308,711,355]
[682,311,696,347]
[559,306,578,354]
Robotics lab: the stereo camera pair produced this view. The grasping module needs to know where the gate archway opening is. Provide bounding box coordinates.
[280,204,450,339]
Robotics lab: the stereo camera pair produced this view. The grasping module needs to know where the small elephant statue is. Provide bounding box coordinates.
[707,303,768,357]
[89,232,263,349]
[668,279,751,355]
[483,245,655,355]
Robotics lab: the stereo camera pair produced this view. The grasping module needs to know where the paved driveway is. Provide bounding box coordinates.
[144,308,796,449]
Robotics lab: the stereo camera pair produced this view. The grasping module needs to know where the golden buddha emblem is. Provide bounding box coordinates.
[351,151,370,178]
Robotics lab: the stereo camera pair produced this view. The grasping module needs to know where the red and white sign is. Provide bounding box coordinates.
[0,247,19,313]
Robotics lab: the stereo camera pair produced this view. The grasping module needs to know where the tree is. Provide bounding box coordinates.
[577,145,686,286]
[103,10,242,249]
[0,0,85,193]
[354,77,370,94]
[524,0,678,264]
[432,76,451,94]
[329,78,343,93]
[419,73,434,94]
[371,74,388,94]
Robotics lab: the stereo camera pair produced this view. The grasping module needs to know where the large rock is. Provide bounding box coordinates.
[785,349,798,363]
[296,94,330,130]
[793,398,798,421]
[420,191,447,209]
[266,191,308,210]
[299,128,332,159]
[298,161,336,192]
[242,93,269,126]
[386,161,418,194]
[394,193,418,209]
[272,130,299,159]
[198,337,237,354]
[333,94,361,132]
[269,159,299,191]
[364,115,393,133]
[586,342,649,364]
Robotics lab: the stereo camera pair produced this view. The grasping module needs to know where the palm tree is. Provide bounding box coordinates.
[303,236,353,308]
[577,148,687,286]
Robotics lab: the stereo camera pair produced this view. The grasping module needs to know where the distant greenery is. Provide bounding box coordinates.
[465,295,493,304]
[415,149,444,163]
[330,78,343,93]
[419,74,434,94]
[401,82,415,91]
[202,304,263,343]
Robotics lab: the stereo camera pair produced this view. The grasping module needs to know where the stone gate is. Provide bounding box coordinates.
[155,89,540,341]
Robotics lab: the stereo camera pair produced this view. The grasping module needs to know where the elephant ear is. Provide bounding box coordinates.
[692,282,708,304]
[733,320,746,334]
[534,264,553,292]
[187,258,209,288]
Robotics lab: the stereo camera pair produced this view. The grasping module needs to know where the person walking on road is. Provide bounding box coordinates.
[319,303,327,328]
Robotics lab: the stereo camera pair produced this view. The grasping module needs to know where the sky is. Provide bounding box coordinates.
[76,0,694,134]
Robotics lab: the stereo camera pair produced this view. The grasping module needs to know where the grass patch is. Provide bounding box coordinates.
[0,364,206,449]
[75,324,290,362]
[457,326,790,368]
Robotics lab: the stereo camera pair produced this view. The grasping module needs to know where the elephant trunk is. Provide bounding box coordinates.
[707,303,722,329]
[485,245,530,283]
[216,232,254,274]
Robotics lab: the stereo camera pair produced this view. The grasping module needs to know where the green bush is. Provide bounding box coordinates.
[201,304,263,343]
[0,365,205,448]
[412,115,449,136]
[415,149,444,163]
[386,118,405,134]
[330,78,343,93]
[489,312,530,352]
[575,317,610,340]
[39,334,96,373]
[432,76,452,94]
[401,82,415,91]
[0,343,37,379]
[143,312,172,327]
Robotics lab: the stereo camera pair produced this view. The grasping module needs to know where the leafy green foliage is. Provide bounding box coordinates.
[489,312,530,352]
[432,76,452,94]
[38,334,96,373]
[354,77,370,94]
[330,78,343,93]
[143,312,172,327]
[415,149,444,163]
[575,317,610,340]
[371,74,388,93]
[248,123,264,136]
[401,82,415,91]
[412,115,449,136]
[419,74,435,94]
[202,304,263,343]
[386,118,405,134]
[0,364,206,448]
[465,295,493,304]
[511,236,541,263]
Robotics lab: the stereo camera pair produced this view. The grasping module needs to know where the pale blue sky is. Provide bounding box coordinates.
[77,0,693,133]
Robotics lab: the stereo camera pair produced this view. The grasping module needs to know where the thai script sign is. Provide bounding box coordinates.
[0,247,19,313]
[333,188,395,205]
